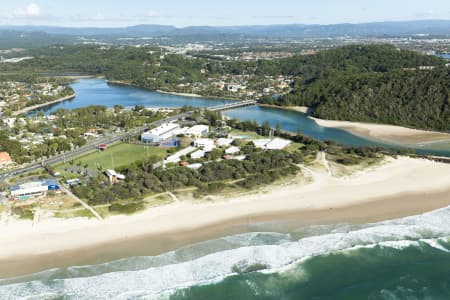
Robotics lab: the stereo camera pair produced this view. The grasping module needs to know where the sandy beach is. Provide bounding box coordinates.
[312,117,450,145]
[258,104,311,114]
[156,89,204,98]
[1,156,450,277]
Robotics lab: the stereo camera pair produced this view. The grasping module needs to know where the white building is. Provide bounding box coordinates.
[252,138,291,150]
[265,138,291,150]
[225,146,240,155]
[165,146,197,164]
[3,118,16,128]
[11,180,60,199]
[227,84,241,92]
[141,123,180,143]
[190,150,206,159]
[105,169,126,184]
[193,138,215,152]
[186,163,203,170]
[185,125,209,138]
[253,139,272,149]
[216,138,234,147]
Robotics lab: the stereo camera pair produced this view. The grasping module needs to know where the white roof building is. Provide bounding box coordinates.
[216,138,234,147]
[190,150,206,159]
[265,138,291,150]
[193,138,215,149]
[10,180,60,198]
[225,146,240,155]
[225,155,247,161]
[252,139,272,149]
[105,169,126,180]
[186,163,203,170]
[185,125,209,138]
[3,118,16,128]
[165,146,197,164]
[141,123,180,143]
[252,138,291,150]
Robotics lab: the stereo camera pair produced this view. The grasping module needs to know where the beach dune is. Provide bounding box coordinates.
[0,156,450,277]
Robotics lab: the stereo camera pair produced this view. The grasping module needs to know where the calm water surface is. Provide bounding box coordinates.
[36,78,450,156]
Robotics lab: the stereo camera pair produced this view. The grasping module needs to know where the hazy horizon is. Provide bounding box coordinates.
[2,19,450,29]
[1,0,450,27]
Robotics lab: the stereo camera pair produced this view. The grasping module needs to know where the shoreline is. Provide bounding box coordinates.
[156,89,204,98]
[257,104,450,147]
[0,156,450,277]
[311,117,450,146]
[11,93,76,116]
[107,80,242,101]
[258,103,311,114]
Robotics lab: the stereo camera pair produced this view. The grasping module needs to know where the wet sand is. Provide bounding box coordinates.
[0,157,449,278]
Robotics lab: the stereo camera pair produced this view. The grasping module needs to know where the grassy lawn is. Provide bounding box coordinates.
[56,143,168,172]
[285,142,305,153]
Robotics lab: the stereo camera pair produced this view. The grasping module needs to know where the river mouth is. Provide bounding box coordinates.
[30,78,450,157]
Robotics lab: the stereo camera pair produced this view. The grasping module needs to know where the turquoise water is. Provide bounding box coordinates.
[1,206,449,299]
[33,78,450,157]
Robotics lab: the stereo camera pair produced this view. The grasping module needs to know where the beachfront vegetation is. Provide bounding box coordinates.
[69,113,386,215]
[72,146,303,208]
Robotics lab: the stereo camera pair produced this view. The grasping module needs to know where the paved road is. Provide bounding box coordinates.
[0,111,193,182]
[0,98,257,182]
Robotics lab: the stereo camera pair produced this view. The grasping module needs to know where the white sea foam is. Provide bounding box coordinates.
[422,238,450,252]
[1,206,450,299]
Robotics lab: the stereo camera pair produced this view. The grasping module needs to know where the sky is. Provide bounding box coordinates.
[0,0,449,27]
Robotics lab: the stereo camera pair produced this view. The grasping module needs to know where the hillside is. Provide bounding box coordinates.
[260,45,450,131]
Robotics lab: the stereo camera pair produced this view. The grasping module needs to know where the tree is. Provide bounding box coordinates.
[275,121,281,136]
[114,105,124,114]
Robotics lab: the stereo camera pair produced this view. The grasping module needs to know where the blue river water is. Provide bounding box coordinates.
[436,53,450,59]
[36,78,450,156]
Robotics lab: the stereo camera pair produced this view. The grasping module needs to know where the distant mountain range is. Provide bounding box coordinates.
[2,20,450,38]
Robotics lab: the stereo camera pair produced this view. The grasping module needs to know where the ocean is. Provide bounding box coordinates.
[1,206,450,299]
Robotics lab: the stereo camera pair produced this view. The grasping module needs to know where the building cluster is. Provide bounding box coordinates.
[0,82,68,113]
[10,179,61,201]
[143,121,292,170]
[188,74,294,99]
[141,123,210,143]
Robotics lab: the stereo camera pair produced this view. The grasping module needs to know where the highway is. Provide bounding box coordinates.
[0,111,193,182]
[0,99,258,182]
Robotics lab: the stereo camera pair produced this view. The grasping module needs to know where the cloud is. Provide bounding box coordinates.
[14,3,43,18]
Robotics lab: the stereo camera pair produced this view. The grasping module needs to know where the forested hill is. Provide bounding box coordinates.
[256,44,445,76]
[260,45,450,131]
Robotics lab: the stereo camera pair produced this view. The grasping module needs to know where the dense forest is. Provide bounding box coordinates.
[256,44,445,76]
[277,68,450,131]
[259,45,450,131]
